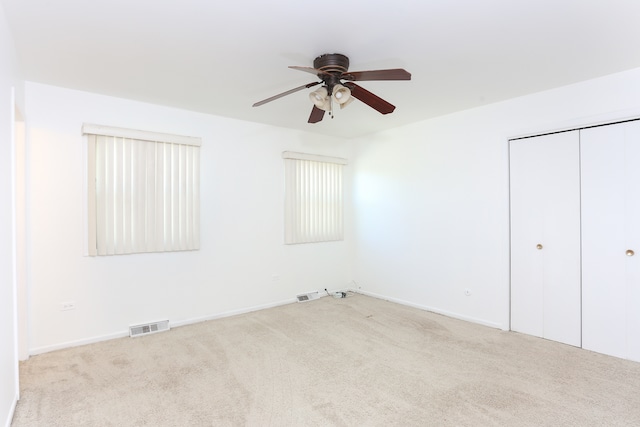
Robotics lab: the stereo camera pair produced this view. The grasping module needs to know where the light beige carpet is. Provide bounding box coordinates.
[12,294,640,426]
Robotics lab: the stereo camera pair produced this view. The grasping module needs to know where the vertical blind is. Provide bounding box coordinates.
[85,124,200,256]
[283,152,347,244]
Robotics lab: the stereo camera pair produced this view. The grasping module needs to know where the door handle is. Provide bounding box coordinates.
[536,244,543,250]
[626,249,635,256]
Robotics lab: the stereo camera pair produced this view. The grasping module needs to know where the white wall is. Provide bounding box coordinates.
[351,67,640,330]
[0,1,23,425]
[25,82,353,354]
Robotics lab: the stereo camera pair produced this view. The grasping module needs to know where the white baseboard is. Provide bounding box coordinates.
[29,331,130,356]
[355,289,505,330]
[171,297,296,328]
[4,392,18,427]
[29,298,298,356]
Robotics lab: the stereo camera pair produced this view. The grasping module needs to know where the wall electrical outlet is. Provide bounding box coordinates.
[60,301,76,311]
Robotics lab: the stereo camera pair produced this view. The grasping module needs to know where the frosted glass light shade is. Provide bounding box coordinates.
[332,84,351,105]
[309,87,329,108]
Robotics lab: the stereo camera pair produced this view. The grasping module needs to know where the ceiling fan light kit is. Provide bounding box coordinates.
[253,53,411,124]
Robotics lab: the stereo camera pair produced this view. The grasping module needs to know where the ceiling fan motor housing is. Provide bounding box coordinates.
[313,53,349,74]
[314,53,349,93]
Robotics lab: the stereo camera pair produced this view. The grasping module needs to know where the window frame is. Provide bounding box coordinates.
[83,124,201,256]
[282,151,347,245]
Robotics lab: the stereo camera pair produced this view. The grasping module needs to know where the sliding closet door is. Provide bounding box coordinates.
[581,121,640,361]
[510,131,581,346]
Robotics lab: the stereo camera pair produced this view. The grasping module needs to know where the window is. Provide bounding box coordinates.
[283,151,347,244]
[83,124,201,256]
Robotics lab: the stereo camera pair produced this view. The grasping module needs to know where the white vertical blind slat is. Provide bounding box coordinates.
[95,136,106,255]
[104,136,115,255]
[337,163,343,239]
[87,136,97,256]
[145,140,156,253]
[322,163,327,240]
[311,162,317,241]
[323,163,329,238]
[185,145,194,250]
[180,144,187,250]
[304,162,307,241]
[123,140,133,254]
[136,140,145,253]
[154,143,165,252]
[297,160,303,243]
[114,138,124,254]
[163,144,172,251]
[301,161,307,242]
[284,160,292,243]
[171,144,180,251]
[324,163,329,238]
[192,147,200,249]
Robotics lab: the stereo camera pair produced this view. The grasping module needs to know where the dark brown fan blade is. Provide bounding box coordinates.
[344,83,396,115]
[342,68,411,81]
[253,81,321,107]
[288,66,331,77]
[308,105,325,123]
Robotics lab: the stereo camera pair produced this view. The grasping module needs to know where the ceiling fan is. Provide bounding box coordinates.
[252,53,411,123]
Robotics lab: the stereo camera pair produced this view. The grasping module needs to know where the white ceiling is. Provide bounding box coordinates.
[3,0,640,138]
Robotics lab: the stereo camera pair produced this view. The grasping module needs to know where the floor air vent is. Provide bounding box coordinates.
[296,291,320,303]
[129,320,170,337]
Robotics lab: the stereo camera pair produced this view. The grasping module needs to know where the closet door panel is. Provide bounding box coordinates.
[510,131,581,346]
[581,121,640,361]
